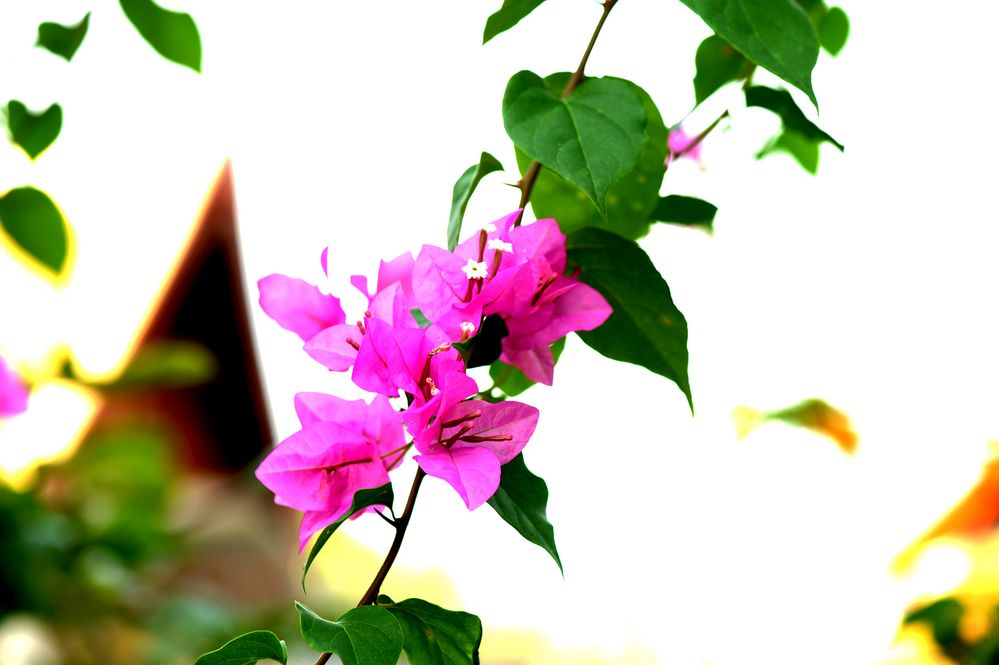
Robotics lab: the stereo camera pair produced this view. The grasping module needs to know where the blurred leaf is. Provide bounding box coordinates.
[483,0,548,43]
[5,101,62,159]
[302,483,394,591]
[767,398,857,453]
[448,152,503,251]
[503,71,646,218]
[0,186,69,275]
[818,7,849,55]
[517,74,666,240]
[119,0,201,72]
[745,86,843,150]
[296,603,403,665]
[758,130,820,173]
[487,453,561,573]
[105,341,216,391]
[676,0,820,107]
[489,337,565,397]
[36,13,91,61]
[693,35,752,104]
[453,314,508,369]
[194,630,288,665]
[905,598,968,660]
[566,228,692,410]
[381,596,482,665]
[652,195,717,233]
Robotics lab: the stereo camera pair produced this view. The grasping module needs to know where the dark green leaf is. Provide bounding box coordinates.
[514,74,665,240]
[566,228,692,410]
[818,7,849,56]
[0,186,69,275]
[483,0,548,44]
[448,153,503,251]
[486,453,561,573]
[411,308,431,329]
[745,86,843,150]
[503,71,647,218]
[296,603,403,665]
[36,13,90,61]
[652,195,717,233]
[194,630,288,665]
[302,484,394,591]
[5,101,62,160]
[757,131,820,174]
[693,35,752,104]
[904,598,967,656]
[381,596,482,665]
[676,0,820,107]
[119,0,201,72]
[489,337,565,397]
[453,314,508,369]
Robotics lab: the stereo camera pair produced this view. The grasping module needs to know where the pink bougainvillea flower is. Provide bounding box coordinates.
[258,274,346,342]
[413,214,611,384]
[0,357,28,419]
[411,398,539,510]
[256,393,406,551]
[667,124,703,164]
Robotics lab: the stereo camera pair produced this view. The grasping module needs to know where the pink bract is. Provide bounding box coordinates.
[667,124,703,163]
[258,274,346,342]
[0,357,28,419]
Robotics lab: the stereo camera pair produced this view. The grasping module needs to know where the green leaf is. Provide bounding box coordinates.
[503,71,647,218]
[676,0,820,107]
[514,74,665,240]
[566,228,692,410]
[818,7,849,56]
[745,86,843,150]
[447,152,503,251]
[652,195,717,233]
[483,0,549,44]
[36,13,91,61]
[411,308,432,329]
[0,186,69,275]
[486,453,562,573]
[302,483,394,591]
[489,337,565,397]
[693,35,752,104]
[194,630,288,665]
[904,598,967,655]
[381,596,482,665]
[5,101,62,160]
[296,603,403,665]
[105,341,217,391]
[452,314,508,369]
[758,130,820,174]
[118,0,201,72]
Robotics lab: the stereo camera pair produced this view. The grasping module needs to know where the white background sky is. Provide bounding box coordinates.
[2,1,999,664]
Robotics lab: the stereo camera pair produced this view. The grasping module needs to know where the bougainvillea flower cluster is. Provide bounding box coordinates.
[0,356,28,419]
[255,212,611,548]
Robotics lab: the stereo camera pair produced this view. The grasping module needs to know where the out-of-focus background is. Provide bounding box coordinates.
[2,1,999,664]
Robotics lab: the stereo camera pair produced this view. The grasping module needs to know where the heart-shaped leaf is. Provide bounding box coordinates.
[6,101,62,159]
[381,596,482,665]
[487,453,562,573]
[503,71,646,218]
[566,228,692,410]
[515,74,665,241]
[447,152,503,251]
[818,7,849,56]
[302,483,394,591]
[119,0,201,72]
[194,630,288,665]
[297,603,403,665]
[676,0,820,107]
[483,0,549,43]
[0,187,69,276]
[36,13,90,61]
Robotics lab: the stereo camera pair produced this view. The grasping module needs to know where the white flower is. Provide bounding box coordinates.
[461,259,489,280]
[487,238,513,253]
[460,321,476,336]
